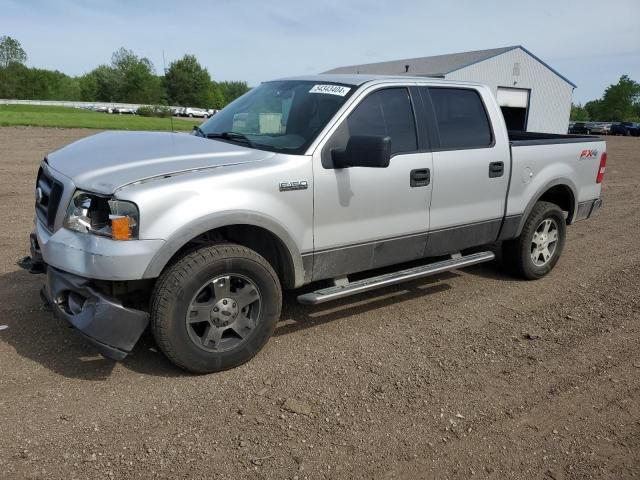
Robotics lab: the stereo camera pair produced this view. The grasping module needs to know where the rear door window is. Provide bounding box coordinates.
[427,88,493,149]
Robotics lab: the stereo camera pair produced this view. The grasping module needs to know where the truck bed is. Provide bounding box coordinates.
[508,131,601,146]
[505,131,605,225]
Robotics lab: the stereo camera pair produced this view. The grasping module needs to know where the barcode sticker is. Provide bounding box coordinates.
[309,84,351,96]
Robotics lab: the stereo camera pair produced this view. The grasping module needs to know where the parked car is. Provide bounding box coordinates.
[112,107,136,115]
[610,122,640,136]
[207,109,218,117]
[171,107,184,117]
[568,122,592,134]
[589,122,612,135]
[24,75,605,373]
[183,107,209,118]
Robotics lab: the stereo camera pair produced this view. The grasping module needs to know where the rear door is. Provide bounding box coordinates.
[311,85,433,280]
[417,86,511,256]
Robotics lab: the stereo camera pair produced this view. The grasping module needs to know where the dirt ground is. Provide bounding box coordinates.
[0,127,638,480]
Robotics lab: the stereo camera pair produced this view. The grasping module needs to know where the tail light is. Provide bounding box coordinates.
[596,152,607,184]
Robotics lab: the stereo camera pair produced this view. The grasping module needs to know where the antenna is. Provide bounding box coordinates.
[162,49,174,133]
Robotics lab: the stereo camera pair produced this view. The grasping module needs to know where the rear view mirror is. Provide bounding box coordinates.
[331,135,391,169]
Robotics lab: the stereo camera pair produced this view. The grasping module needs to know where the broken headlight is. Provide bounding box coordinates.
[63,191,139,240]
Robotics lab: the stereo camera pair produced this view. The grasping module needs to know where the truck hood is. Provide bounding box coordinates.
[46,131,273,194]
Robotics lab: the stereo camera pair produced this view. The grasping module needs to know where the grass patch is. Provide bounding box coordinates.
[0,104,201,131]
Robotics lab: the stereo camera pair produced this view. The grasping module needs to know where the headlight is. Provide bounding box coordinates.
[63,191,139,240]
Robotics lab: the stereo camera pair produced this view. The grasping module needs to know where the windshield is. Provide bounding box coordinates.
[198,80,355,154]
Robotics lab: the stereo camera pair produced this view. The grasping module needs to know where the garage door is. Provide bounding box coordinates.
[497,87,529,131]
[497,87,529,108]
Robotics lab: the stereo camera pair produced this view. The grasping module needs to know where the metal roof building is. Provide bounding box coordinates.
[325,46,575,134]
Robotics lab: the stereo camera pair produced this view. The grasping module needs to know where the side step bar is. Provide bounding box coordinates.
[297,251,495,305]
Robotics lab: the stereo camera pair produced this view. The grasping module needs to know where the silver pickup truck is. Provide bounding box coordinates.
[24,75,606,373]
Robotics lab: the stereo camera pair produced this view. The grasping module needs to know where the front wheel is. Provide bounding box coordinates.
[151,244,282,373]
[502,201,567,280]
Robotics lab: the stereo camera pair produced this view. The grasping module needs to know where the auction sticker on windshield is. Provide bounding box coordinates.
[309,85,351,96]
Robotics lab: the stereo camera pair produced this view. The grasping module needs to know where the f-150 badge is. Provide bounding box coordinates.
[279,180,309,192]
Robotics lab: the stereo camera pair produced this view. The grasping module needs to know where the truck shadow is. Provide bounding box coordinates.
[276,273,457,337]
[0,261,509,380]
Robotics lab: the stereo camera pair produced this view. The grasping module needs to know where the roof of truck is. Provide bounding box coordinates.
[271,74,483,87]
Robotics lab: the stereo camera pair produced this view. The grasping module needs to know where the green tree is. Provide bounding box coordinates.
[0,35,27,68]
[0,62,26,98]
[0,63,80,100]
[165,54,213,107]
[110,47,163,104]
[584,99,603,121]
[586,75,640,121]
[570,103,589,121]
[216,81,250,108]
[600,75,640,121]
[79,65,119,102]
[569,103,589,122]
[0,43,251,105]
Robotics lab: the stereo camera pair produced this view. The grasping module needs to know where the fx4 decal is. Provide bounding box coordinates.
[579,149,599,160]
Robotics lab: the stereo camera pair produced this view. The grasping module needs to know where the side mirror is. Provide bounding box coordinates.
[331,135,391,168]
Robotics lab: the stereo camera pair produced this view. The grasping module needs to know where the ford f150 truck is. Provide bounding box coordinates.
[23,75,605,373]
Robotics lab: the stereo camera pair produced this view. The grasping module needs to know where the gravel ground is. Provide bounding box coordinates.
[0,127,639,479]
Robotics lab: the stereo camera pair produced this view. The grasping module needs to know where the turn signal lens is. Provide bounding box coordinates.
[596,152,607,184]
[111,216,131,240]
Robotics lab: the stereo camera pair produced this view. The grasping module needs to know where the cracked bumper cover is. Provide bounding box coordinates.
[44,266,149,360]
[34,219,165,281]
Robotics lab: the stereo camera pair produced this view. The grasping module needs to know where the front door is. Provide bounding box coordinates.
[312,86,433,281]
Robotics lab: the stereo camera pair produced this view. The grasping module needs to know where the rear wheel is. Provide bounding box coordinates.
[502,201,566,280]
[151,244,282,373]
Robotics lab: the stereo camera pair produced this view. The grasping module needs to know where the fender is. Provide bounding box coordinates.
[514,177,577,237]
[143,210,307,287]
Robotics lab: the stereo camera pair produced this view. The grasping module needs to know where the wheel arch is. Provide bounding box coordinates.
[515,179,577,237]
[144,212,307,289]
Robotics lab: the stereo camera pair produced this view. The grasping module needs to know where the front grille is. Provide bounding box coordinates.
[35,167,64,230]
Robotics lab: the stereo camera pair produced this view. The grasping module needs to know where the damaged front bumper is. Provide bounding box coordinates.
[42,266,149,360]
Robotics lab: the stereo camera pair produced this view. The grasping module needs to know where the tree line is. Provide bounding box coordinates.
[571,75,640,122]
[3,35,638,121]
[0,36,249,109]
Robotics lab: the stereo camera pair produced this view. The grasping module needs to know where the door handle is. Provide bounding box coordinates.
[410,168,430,187]
[489,161,504,178]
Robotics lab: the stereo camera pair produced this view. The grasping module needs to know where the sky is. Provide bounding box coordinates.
[1,0,639,104]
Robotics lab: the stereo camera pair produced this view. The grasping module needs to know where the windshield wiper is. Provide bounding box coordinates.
[193,125,206,137]
[206,131,254,148]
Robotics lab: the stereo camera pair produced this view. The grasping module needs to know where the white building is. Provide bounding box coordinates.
[325,46,575,134]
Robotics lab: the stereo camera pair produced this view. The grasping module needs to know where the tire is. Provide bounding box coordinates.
[502,201,566,280]
[151,244,282,373]
[188,113,193,118]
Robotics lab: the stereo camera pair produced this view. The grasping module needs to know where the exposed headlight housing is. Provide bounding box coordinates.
[63,191,139,240]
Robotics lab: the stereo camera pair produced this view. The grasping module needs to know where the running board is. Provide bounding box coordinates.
[297,251,495,305]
